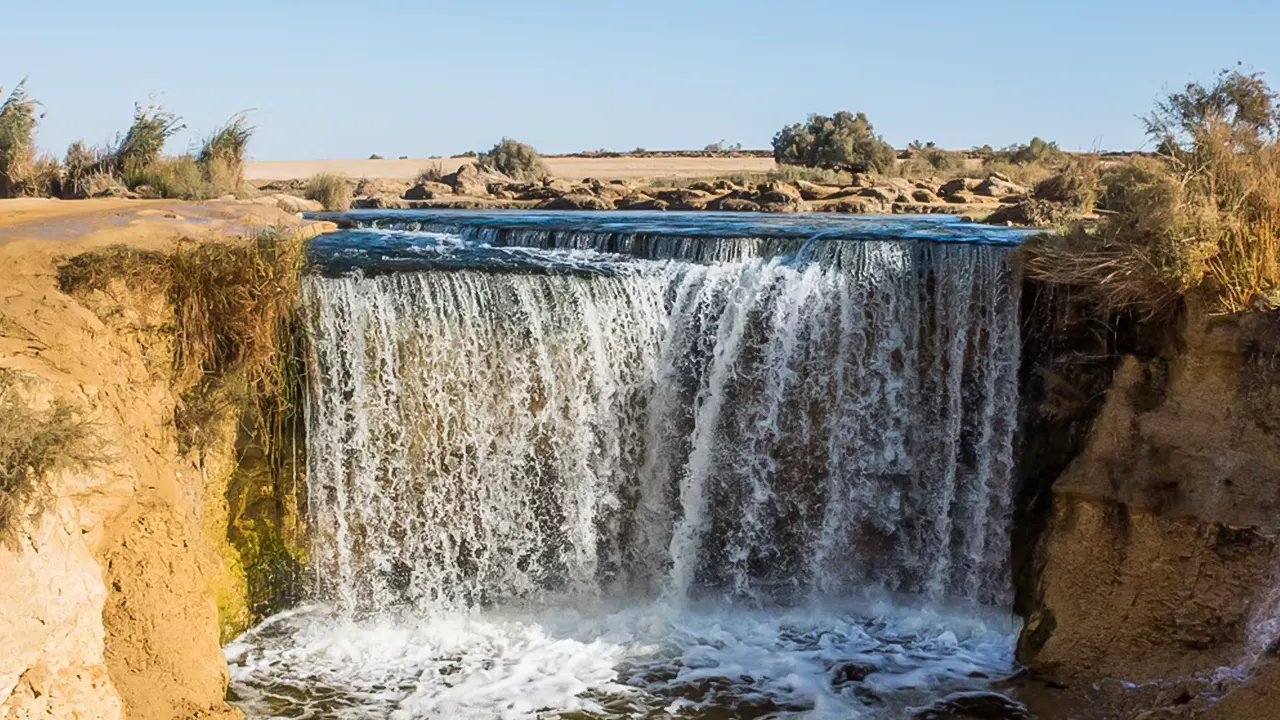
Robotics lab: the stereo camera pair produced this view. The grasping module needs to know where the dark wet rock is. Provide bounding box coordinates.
[945,190,979,204]
[515,186,565,200]
[538,193,615,210]
[914,691,1034,720]
[830,662,877,686]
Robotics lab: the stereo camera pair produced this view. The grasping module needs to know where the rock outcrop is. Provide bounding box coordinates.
[1017,296,1280,710]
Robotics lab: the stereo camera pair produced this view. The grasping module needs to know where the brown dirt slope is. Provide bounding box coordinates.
[0,199,329,720]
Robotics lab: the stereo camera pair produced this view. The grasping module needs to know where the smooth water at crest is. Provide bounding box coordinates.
[230,212,1029,719]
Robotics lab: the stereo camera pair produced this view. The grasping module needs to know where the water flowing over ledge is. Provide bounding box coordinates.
[231,212,1030,719]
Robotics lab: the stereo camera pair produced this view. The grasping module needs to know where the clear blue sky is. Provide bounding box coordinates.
[7,0,1279,160]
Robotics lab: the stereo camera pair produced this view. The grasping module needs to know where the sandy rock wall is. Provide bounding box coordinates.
[0,201,318,720]
[1019,303,1280,690]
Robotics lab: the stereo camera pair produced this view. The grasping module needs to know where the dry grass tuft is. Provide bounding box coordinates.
[1022,68,1280,316]
[0,370,97,538]
[414,160,448,185]
[305,172,352,211]
[58,232,307,451]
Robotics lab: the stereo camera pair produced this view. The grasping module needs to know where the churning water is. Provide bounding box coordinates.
[227,211,1031,719]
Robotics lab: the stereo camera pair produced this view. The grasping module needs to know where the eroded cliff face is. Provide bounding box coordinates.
[0,201,321,720]
[1018,295,1280,714]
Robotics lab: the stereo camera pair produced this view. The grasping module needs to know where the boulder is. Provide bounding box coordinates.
[757,181,802,203]
[516,186,565,201]
[939,177,982,196]
[621,197,669,211]
[445,163,491,196]
[353,195,408,209]
[712,179,741,192]
[655,188,713,205]
[912,188,938,203]
[272,194,324,213]
[975,177,1029,197]
[794,180,839,201]
[544,178,574,193]
[817,198,887,214]
[851,173,875,188]
[403,182,453,200]
[706,196,761,212]
[858,186,898,203]
[538,193,615,211]
[688,181,719,194]
[945,190,978,204]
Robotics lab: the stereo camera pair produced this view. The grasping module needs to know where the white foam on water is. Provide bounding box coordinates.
[227,600,1017,720]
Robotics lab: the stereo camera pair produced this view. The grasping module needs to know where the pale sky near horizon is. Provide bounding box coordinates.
[7,0,1280,160]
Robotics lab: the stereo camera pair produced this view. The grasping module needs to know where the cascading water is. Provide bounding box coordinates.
[226,211,1031,720]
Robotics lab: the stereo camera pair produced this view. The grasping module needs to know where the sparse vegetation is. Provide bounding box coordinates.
[0,80,42,198]
[476,138,548,181]
[414,160,447,185]
[1022,68,1280,315]
[0,370,96,538]
[305,172,352,211]
[772,111,896,174]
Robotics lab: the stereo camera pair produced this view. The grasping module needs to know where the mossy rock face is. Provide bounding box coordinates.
[218,406,308,642]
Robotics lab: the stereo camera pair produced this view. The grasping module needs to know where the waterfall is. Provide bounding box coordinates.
[301,233,1022,614]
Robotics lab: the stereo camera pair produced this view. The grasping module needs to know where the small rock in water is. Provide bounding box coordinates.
[914,691,1034,720]
[831,661,878,686]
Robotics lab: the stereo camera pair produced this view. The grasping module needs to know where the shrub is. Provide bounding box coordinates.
[198,113,253,194]
[305,172,352,211]
[1021,68,1280,315]
[772,111,896,174]
[414,160,447,185]
[0,80,40,198]
[0,370,95,537]
[114,102,184,177]
[62,141,105,198]
[476,138,548,181]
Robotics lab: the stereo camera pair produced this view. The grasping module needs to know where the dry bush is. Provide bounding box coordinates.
[198,113,253,194]
[114,102,184,178]
[476,138,548,181]
[0,80,44,198]
[414,160,447,185]
[305,172,352,211]
[0,370,96,537]
[1022,69,1280,315]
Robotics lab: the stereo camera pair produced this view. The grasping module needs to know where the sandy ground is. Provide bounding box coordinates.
[244,156,779,182]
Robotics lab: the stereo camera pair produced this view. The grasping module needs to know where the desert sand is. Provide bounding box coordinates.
[244,155,779,182]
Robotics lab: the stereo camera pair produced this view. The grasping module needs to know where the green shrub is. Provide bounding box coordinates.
[476,138,548,181]
[0,80,40,198]
[305,172,352,211]
[772,111,896,174]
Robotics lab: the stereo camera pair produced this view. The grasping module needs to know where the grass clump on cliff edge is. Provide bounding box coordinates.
[476,138,549,181]
[0,79,62,198]
[0,370,96,540]
[1022,68,1280,316]
[305,172,352,211]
